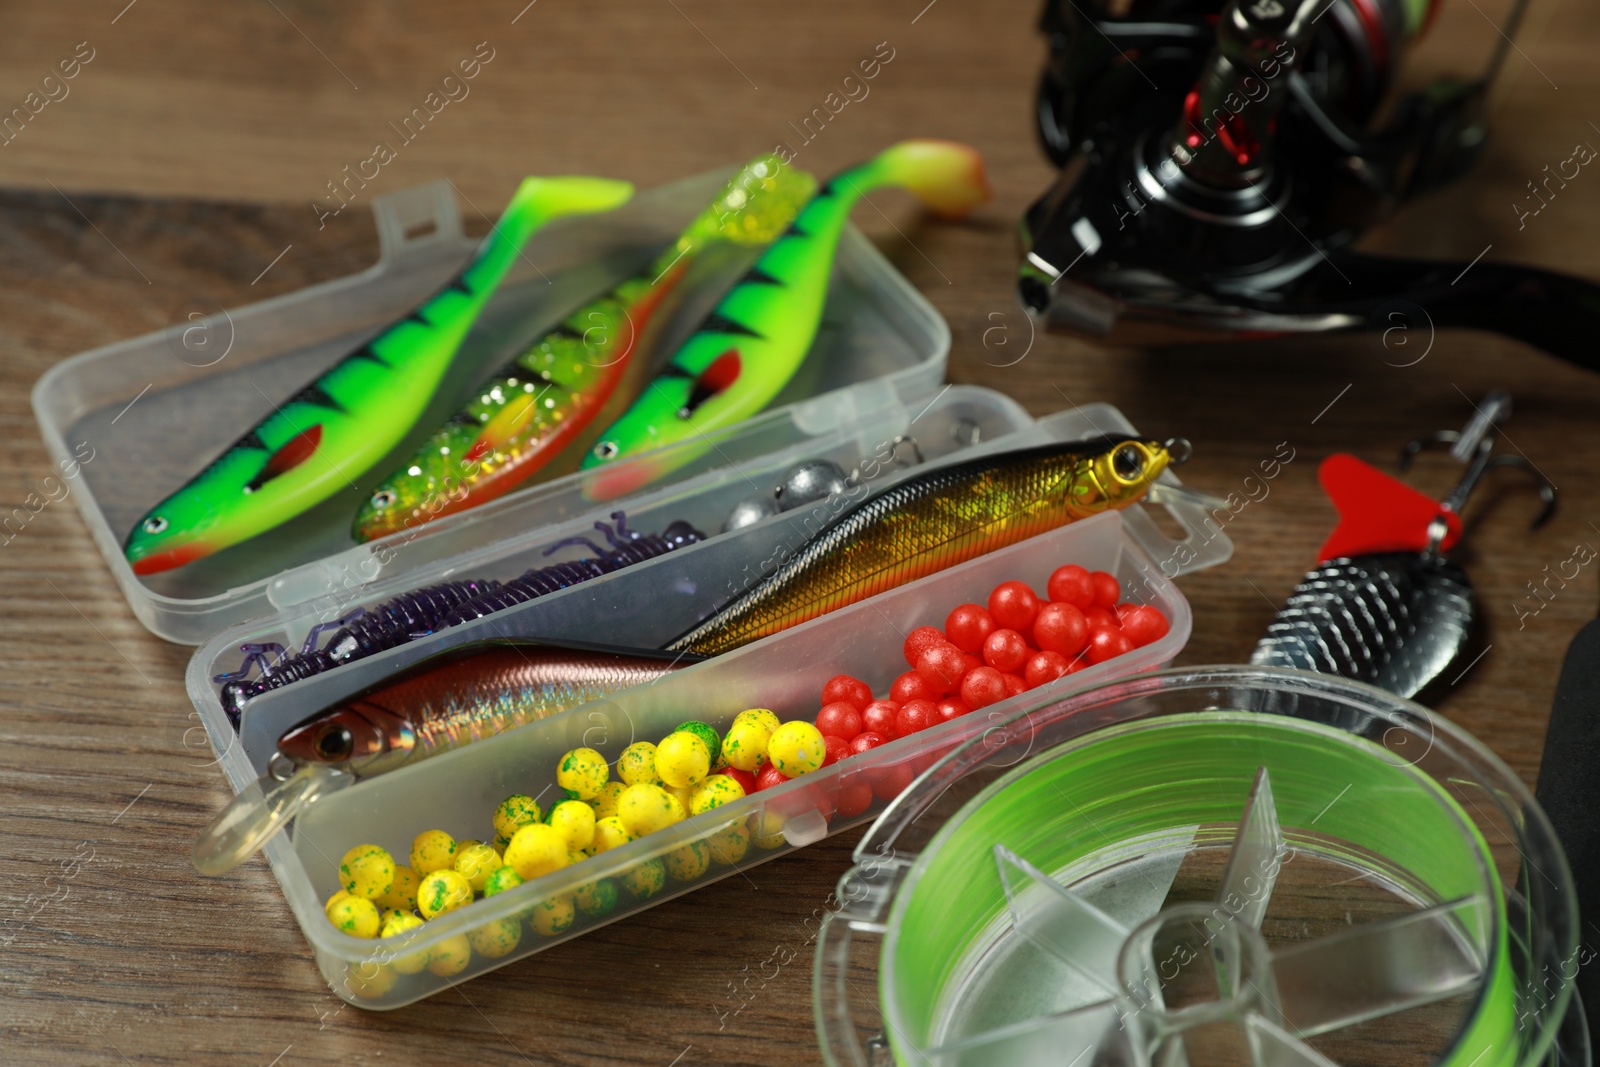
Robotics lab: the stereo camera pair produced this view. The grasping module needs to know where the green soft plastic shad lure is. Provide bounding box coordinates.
[123,176,634,576]
[351,153,816,543]
[581,139,990,499]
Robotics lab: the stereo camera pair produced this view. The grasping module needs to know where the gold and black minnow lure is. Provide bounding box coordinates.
[667,435,1184,656]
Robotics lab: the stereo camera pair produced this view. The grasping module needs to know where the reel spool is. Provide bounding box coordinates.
[815,667,1585,1067]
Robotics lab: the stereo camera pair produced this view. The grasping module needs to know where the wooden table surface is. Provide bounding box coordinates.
[3,1,1598,1064]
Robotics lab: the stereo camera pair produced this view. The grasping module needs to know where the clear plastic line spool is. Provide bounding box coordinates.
[814,667,1584,1067]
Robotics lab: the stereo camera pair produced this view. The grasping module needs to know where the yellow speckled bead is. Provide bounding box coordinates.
[673,720,722,767]
[590,816,632,854]
[707,822,751,866]
[574,877,620,917]
[528,894,576,936]
[468,916,523,959]
[326,895,381,938]
[454,842,503,893]
[339,844,396,901]
[618,783,681,838]
[721,721,773,773]
[483,865,523,898]
[655,731,710,789]
[410,829,458,875]
[556,747,610,800]
[493,794,543,842]
[732,708,781,734]
[664,839,711,882]
[590,781,626,819]
[751,810,788,850]
[549,800,596,852]
[417,869,474,920]
[617,741,660,786]
[667,784,696,817]
[379,910,430,974]
[344,961,399,1000]
[621,858,666,899]
[326,888,352,910]
[690,775,746,814]
[767,721,827,777]
[504,824,569,880]
[427,934,472,977]
[375,865,421,912]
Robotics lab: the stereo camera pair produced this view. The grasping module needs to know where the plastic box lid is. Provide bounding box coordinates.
[33,171,954,643]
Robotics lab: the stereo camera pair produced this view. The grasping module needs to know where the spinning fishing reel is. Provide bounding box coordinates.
[1018,0,1600,365]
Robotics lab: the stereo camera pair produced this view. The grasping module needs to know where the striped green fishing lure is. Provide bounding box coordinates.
[351,154,816,543]
[580,139,989,499]
[124,176,634,576]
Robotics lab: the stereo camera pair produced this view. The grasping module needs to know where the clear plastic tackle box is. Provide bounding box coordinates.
[31,173,1235,1007]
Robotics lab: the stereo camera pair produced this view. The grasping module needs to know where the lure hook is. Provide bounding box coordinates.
[1399,392,1555,554]
[1163,437,1194,466]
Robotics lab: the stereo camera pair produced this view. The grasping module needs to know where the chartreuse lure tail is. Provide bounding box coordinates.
[124,176,634,575]
[581,139,990,499]
[352,154,815,543]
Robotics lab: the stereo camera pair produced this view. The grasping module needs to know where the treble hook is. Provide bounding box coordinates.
[1398,392,1556,553]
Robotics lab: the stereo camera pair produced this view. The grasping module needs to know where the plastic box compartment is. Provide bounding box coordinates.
[188,402,1232,777]
[33,170,953,643]
[282,508,1200,1007]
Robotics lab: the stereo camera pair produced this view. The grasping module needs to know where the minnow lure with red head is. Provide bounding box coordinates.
[124,176,635,575]
[352,155,815,542]
[581,140,990,499]
[192,638,696,875]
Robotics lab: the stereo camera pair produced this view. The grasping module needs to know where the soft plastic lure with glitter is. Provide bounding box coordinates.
[667,436,1179,656]
[192,638,696,875]
[353,155,816,542]
[582,140,990,499]
[124,175,636,576]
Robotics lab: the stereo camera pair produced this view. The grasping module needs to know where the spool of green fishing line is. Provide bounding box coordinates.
[813,669,1579,1067]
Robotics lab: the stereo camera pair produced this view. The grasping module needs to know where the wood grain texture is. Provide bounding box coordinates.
[1,0,1598,1064]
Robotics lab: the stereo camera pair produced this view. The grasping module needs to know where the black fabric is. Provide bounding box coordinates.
[1539,616,1600,1049]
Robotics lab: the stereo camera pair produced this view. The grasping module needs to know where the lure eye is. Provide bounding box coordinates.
[142,515,169,535]
[1113,445,1145,481]
[593,441,618,461]
[370,489,397,510]
[315,725,354,761]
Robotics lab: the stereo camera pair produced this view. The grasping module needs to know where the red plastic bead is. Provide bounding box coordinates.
[816,701,863,741]
[892,670,941,704]
[833,777,874,818]
[871,762,916,802]
[915,642,967,694]
[1086,627,1135,664]
[935,696,970,721]
[755,763,791,791]
[861,700,900,739]
[982,628,1030,673]
[820,674,873,712]
[1084,606,1120,632]
[1121,604,1171,647]
[902,626,946,668]
[850,731,888,755]
[1033,601,1089,657]
[1023,651,1071,688]
[820,734,851,768]
[1090,571,1121,609]
[1046,564,1095,609]
[944,603,996,654]
[895,699,940,736]
[988,581,1041,632]
[960,666,1009,709]
[1001,673,1028,697]
[1115,603,1137,623]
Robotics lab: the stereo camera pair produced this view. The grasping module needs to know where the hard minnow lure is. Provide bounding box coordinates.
[193,639,698,875]
[1251,397,1554,699]
[668,435,1181,656]
[353,154,817,542]
[582,139,991,498]
[124,175,635,576]
[214,512,704,722]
